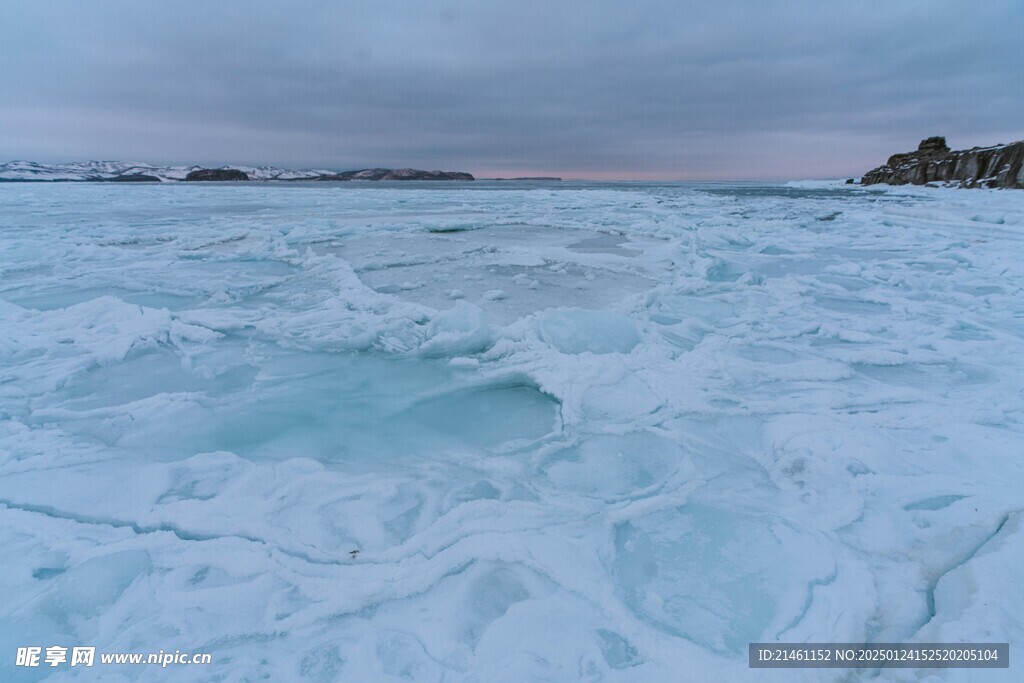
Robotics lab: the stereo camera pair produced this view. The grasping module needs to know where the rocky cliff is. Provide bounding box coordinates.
[862,137,1024,188]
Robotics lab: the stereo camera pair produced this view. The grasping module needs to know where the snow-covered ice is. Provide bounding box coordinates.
[0,180,1022,681]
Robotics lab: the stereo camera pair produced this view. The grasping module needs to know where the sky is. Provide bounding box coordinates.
[1,1,1022,180]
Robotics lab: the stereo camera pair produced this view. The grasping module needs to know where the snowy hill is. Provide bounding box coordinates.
[0,160,472,182]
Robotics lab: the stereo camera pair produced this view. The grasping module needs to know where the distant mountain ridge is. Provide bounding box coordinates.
[0,160,475,182]
[315,168,474,181]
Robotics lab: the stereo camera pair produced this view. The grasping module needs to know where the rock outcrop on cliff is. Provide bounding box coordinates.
[862,137,1024,188]
[185,168,250,181]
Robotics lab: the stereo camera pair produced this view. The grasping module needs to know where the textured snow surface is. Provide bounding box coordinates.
[1,181,1022,681]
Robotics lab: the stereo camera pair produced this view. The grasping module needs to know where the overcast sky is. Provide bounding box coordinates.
[1,1,1021,179]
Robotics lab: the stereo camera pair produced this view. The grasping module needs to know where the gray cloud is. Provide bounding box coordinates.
[1,0,1021,179]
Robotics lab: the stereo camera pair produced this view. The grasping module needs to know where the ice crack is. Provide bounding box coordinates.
[0,498,349,567]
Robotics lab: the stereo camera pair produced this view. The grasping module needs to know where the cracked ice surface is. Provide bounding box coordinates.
[1,181,1022,681]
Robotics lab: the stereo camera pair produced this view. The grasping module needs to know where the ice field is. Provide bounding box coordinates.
[0,180,1022,681]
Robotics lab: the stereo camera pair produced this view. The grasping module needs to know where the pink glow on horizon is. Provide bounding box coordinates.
[470,168,800,182]
[472,170,661,181]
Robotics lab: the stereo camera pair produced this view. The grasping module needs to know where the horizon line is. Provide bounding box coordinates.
[0,158,860,184]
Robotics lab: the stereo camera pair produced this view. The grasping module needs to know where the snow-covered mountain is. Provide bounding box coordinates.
[0,160,473,182]
[0,160,334,182]
[1,160,195,182]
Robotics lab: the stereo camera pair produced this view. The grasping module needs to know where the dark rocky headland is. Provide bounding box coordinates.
[861,137,1024,188]
[185,168,250,181]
